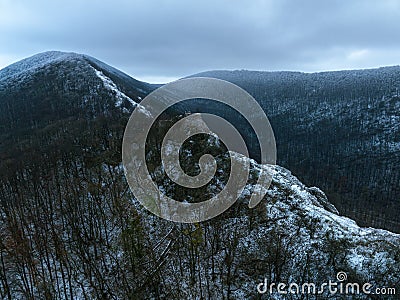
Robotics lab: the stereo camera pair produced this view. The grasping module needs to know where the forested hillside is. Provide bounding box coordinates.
[0,52,399,299]
[192,68,400,232]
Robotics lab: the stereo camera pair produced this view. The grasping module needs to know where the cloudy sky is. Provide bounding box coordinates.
[1,0,400,83]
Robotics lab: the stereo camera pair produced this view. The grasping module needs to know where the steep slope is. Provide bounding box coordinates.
[146,158,400,299]
[190,68,400,232]
[132,99,400,299]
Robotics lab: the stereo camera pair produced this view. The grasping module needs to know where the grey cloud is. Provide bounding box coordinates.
[0,0,400,82]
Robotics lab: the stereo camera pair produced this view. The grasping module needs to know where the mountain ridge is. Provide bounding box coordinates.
[0,51,399,299]
[3,51,400,83]
[192,65,400,76]
[0,51,399,233]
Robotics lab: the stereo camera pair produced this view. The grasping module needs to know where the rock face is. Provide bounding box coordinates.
[307,186,339,214]
[136,108,400,299]
[142,154,400,299]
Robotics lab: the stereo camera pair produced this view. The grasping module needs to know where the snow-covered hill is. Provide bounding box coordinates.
[0,51,155,140]
[0,51,152,93]
[0,51,81,82]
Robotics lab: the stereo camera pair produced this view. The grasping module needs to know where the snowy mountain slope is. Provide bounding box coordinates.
[0,51,76,82]
[0,51,153,93]
[136,154,400,298]
[0,52,399,299]
[189,68,400,233]
[0,50,153,116]
[0,51,159,187]
[0,51,156,154]
[0,51,398,234]
[136,113,400,299]
[91,65,137,109]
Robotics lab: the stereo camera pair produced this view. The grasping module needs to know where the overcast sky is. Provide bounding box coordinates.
[1,0,400,83]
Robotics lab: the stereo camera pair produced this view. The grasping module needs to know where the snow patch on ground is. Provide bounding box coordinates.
[91,66,152,117]
[91,66,136,107]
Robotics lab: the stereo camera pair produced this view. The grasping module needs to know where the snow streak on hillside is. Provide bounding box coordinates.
[91,66,137,108]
